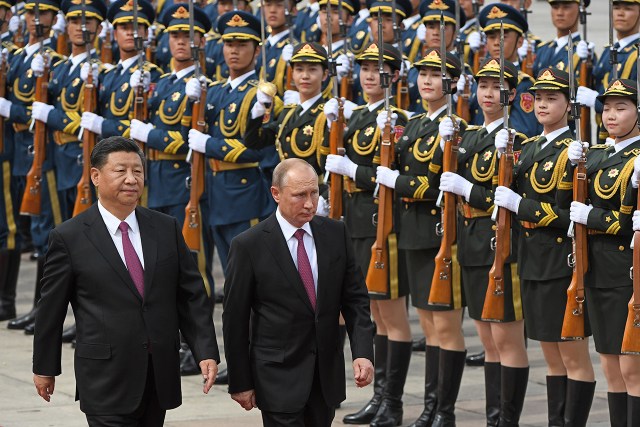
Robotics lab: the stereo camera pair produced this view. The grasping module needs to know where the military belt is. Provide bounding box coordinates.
[520,220,540,229]
[344,177,364,194]
[13,123,29,133]
[587,229,606,236]
[401,197,427,203]
[209,159,259,172]
[53,131,79,146]
[457,202,491,218]
[146,149,187,161]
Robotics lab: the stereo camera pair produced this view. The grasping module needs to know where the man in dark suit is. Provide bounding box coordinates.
[222,158,375,426]
[32,136,220,426]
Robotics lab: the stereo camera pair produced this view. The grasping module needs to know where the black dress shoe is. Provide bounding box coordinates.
[412,337,426,352]
[215,368,228,384]
[61,324,76,343]
[24,321,35,335]
[465,351,485,366]
[7,309,37,330]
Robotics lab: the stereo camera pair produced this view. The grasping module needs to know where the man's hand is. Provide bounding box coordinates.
[199,359,218,394]
[352,358,374,388]
[33,375,55,402]
[231,389,257,411]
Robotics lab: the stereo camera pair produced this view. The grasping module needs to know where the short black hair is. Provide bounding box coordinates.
[90,136,145,170]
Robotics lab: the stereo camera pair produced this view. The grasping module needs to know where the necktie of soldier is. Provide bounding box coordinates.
[119,222,145,298]
[294,229,316,310]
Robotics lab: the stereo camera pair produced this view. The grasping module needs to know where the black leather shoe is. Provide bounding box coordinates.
[24,321,35,335]
[465,351,485,367]
[412,337,426,352]
[215,368,228,384]
[179,344,200,376]
[61,324,76,343]
[7,309,37,330]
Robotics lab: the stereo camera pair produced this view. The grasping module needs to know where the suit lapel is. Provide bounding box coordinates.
[136,207,157,296]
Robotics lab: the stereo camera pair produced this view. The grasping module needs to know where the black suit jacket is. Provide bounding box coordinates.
[222,214,374,412]
[33,205,219,415]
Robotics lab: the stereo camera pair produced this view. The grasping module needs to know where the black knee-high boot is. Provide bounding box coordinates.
[563,379,595,427]
[431,349,466,427]
[0,249,19,321]
[628,395,640,427]
[8,256,43,330]
[607,392,628,427]
[498,366,529,427]
[484,362,501,426]
[370,340,412,427]
[409,345,440,427]
[546,375,567,427]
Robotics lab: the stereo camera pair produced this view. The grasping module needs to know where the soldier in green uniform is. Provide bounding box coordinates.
[565,79,640,427]
[493,68,596,426]
[327,42,411,427]
[440,58,529,426]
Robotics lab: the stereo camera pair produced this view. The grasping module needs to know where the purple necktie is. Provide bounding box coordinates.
[119,222,145,298]
[294,229,316,310]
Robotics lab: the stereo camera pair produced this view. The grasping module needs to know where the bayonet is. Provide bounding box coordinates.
[610,0,618,80]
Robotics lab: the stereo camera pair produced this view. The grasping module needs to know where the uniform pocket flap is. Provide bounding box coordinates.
[75,343,111,360]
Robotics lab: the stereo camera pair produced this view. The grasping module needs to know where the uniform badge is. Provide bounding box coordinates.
[520,93,534,113]
[458,147,466,154]
[121,82,129,91]
[543,161,554,171]
[394,125,404,139]
[608,168,619,178]
[27,69,33,78]
[514,151,521,164]
[356,30,365,40]
[556,61,565,71]
[228,102,237,113]
[303,125,313,136]
[482,151,492,161]
[404,38,411,47]
[364,126,374,137]
[269,58,276,68]
[72,78,80,87]
[171,91,181,101]
[427,135,435,145]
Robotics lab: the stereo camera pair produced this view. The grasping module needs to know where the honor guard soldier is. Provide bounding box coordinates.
[186,10,276,272]
[0,0,18,50]
[80,0,162,140]
[203,0,219,25]
[294,0,321,42]
[346,0,369,55]
[3,0,64,332]
[401,0,422,64]
[494,68,596,425]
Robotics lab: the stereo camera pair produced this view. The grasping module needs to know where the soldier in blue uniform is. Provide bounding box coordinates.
[401,0,422,64]
[186,10,275,273]
[294,0,321,42]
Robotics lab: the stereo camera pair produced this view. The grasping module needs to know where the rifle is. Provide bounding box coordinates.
[12,4,24,48]
[482,21,512,322]
[366,11,393,296]
[100,23,113,64]
[258,0,277,123]
[390,0,407,109]
[579,0,592,142]
[284,0,295,91]
[73,0,97,217]
[132,0,148,152]
[454,1,470,123]
[20,2,48,216]
[338,0,353,101]
[519,0,534,77]
[471,0,484,74]
[621,43,640,355]
[56,32,69,57]
[609,0,618,81]
[0,49,6,153]
[429,13,459,307]
[326,0,344,220]
[183,0,206,251]
[145,25,156,64]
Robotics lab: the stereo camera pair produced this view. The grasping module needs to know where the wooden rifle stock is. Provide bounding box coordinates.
[20,61,50,216]
[455,79,471,123]
[56,32,69,56]
[340,72,352,101]
[561,157,588,340]
[100,28,113,64]
[579,59,593,143]
[621,186,640,354]
[182,84,207,251]
[366,118,394,295]
[472,45,483,75]
[72,67,97,217]
[429,130,459,306]
[522,38,535,77]
[482,133,514,321]
[395,75,409,111]
[133,82,148,151]
[328,100,344,219]
[285,66,295,92]
[145,39,156,64]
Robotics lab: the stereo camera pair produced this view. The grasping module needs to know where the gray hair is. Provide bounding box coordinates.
[272,158,317,188]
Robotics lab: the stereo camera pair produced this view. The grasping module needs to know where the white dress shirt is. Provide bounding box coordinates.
[98,201,145,269]
[541,126,570,151]
[300,93,322,114]
[484,117,505,134]
[276,208,318,291]
[612,135,640,155]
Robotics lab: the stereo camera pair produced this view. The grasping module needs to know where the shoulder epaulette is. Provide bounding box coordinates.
[518,71,534,84]
[13,47,24,55]
[160,72,171,79]
[391,106,408,120]
[522,135,542,145]
[408,112,426,121]
[143,62,162,72]
[590,144,609,149]
[282,103,297,109]
[537,40,552,48]
[556,138,573,147]
[247,79,258,86]
[515,131,527,141]
[466,125,482,131]
[210,78,225,86]
[352,105,367,111]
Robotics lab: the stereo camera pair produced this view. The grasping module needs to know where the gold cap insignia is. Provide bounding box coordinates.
[484,59,500,70]
[426,49,441,61]
[486,6,508,19]
[610,80,626,91]
[227,14,249,27]
[428,0,449,10]
[172,6,189,19]
[298,44,316,55]
[120,0,141,12]
[363,43,380,55]
[71,0,92,4]
[538,69,555,81]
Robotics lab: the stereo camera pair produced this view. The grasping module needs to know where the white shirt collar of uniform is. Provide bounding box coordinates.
[268,29,289,47]
[324,39,344,54]
[542,126,570,149]
[355,8,370,25]
[310,1,319,12]
[460,17,477,32]
[118,54,141,74]
[275,207,313,241]
[428,105,447,121]
[300,93,322,114]
[367,98,385,112]
[68,51,89,68]
[614,135,640,153]
[0,31,9,40]
[174,64,195,80]
[24,42,42,59]
[229,70,256,90]
[484,117,504,135]
[616,33,640,50]
[97,200,140,237]
[403,13,420,29]
[554,31,580,50]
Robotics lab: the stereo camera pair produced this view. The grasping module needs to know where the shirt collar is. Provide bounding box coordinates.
[542,126,570,144]
[367,98,385,112]
[275,207,313,241]
[357,9,369,20]
[174,64,195,80]
[309,1,319,12]
[403,14,420,28]
[118,54,141,73]
[555,32,580,49]
[268,29,289,46]
[614,135,640,153]
[484,117,504,135]
[428,105,447,121]
[300,93,322,114]
[229,70,256,90]
[325,39,345,54]
[97,201,140,236]
[24,42,42,58]
[616,33,640,50]
[69,51,89,67]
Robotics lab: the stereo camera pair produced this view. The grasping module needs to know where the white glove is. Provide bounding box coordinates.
[438,117,456,149]
[0,48,7,67]
[324,98,356,126]
[336,53,350,80]
[256,88,273,106]
[633,211,640,232]
[52,11,66,35]
[188,129,209,153]
[283,90,300,105]
[439,171,473,199]
[8,15,21,34]
[129,119,153,143]
[376,110,397,131]
[251,100,266,119]
[456,74,467,94]
[0,97,11,119]
[576,86,599,108]
[517,37,529,60]
[80,62,99,83]
[129,69,150,91]
[31,102,53,123]
[185,77,202,100]
[567,140,588,165]
[632,155,640,188]
[81,112,104,135]
[281,44,294,63]
[417,23,426,43]
[147,25,156,43]
[31,54,45,76]
[316,196,329,217]
[376,166,399,189]
[99,20,113,41]
[495,128,515,156]
[576,40,595,60]
[400,58,410,76]
[325,154,358,179]
[467,31,482,52]
[569,201,593,225]
[494,186,522,214]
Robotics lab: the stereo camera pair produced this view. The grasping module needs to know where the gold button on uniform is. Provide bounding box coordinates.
[525,231,530,237]
[241,178,247,184]
[556,237,563,243]
[431,209,437,215]
[619,246,625,251]
[173,163,180,169]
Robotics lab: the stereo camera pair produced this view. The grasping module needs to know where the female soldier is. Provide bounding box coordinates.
[325,43,411,427]
[493,68,595,425]
[438,58,529,426]
[376,48,467,427]
[569,79,640,426]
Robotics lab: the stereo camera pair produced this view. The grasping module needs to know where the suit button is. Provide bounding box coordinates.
[522,193,526,198]
[619,246,625,251]
[431,209,437,215]
[525,173,529,178]
[525,232,530,237]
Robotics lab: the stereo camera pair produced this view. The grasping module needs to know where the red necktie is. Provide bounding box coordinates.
[119,222,145,298]
[294,229,316,310]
